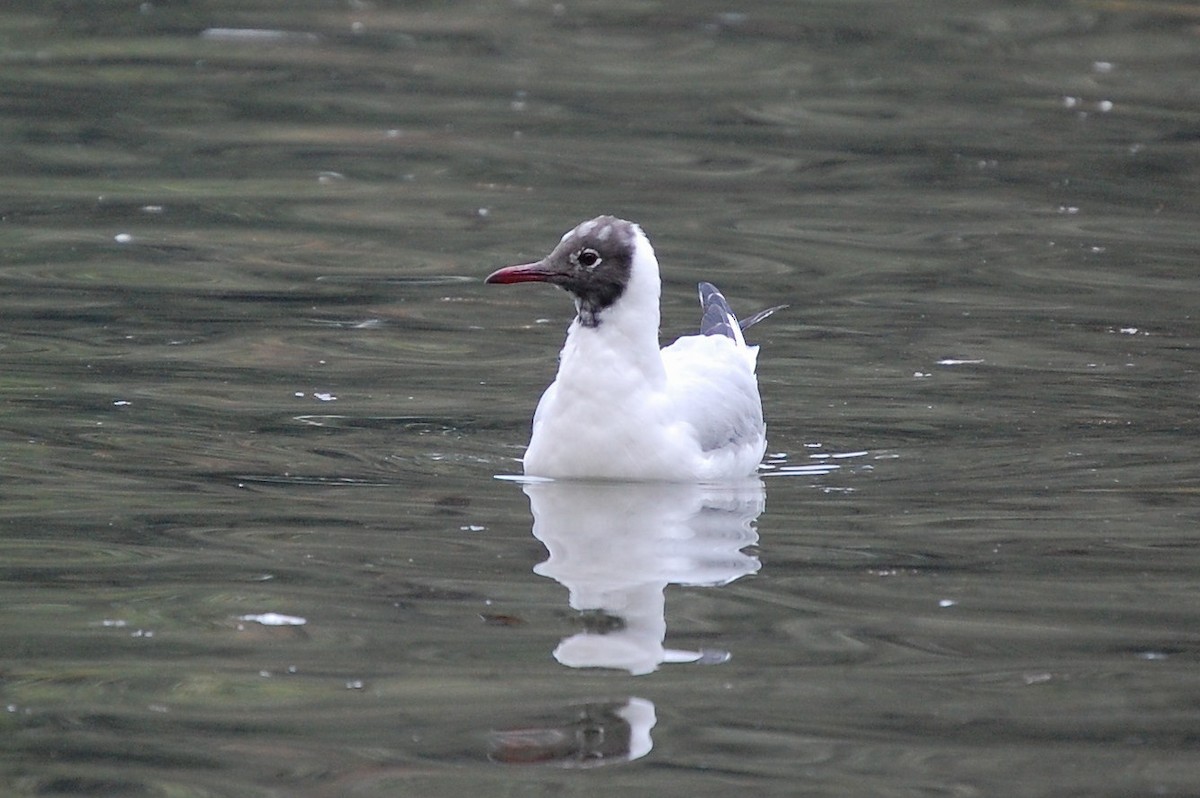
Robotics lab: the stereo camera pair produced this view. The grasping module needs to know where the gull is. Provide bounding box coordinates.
[486,216,780,481]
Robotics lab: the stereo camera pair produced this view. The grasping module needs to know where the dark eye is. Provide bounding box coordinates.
[577,248,601,268]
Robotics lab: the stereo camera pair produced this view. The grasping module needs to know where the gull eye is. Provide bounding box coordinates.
[576,248,601,269]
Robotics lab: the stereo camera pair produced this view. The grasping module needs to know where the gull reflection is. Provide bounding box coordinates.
[524,479,764,676]
[488,697,655,768]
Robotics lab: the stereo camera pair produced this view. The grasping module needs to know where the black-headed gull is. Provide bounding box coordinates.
[486,216,778,481]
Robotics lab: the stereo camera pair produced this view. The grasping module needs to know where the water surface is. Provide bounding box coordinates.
[2,1,1199,795]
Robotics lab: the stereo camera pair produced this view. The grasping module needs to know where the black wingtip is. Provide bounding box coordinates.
[739,303,788,331]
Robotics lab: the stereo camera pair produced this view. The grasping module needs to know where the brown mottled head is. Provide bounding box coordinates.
[486,216,642,327]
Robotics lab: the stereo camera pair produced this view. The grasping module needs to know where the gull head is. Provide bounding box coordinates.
[486,216,656,327]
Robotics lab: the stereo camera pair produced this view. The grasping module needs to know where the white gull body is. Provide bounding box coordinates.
[486,216,770,482]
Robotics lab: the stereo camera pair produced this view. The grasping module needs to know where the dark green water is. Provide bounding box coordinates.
[2,1,1199,795]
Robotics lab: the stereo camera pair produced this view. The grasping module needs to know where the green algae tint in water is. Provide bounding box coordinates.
[1,1,1199,796]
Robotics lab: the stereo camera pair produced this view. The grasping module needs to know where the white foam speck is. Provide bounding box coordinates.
[239,612,307,626]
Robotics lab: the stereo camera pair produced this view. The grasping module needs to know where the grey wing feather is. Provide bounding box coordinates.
[698,282,740,339]
[699,281,787,339]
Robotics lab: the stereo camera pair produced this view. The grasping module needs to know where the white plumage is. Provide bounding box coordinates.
[486,216,772,482]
